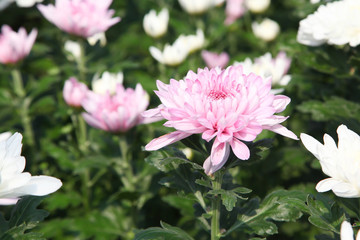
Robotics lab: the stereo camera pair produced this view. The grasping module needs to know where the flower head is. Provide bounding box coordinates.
[92,71,123,95]
[301,125,360,198]
[38,0,120,38]
[177,29,205,53]
[0,25,37,65]
[144,65,297,175]
[0,133,62,205]
[149,29,205,66]
[201,50,229,69]
[235,52,292,93]
[252,18,280,42]
[245,0,270,13]
[224,0,246,25]
[82,81,150,133]
[63,77,89,108]
[16,0,43,7]
[64,40,81,61]
[297,0,360,47]
[178,0,224,14]
[87,32,107,46]
[143,8,169,38]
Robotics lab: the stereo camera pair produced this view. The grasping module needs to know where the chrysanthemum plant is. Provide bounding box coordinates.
[134,66,317,239]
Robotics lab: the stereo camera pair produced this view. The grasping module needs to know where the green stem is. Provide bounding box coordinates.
[211,171,223,240]
[118,136,135,191]
[11,68,25,98]
[70,111,90,211]
[11,69,35,147]
[76,39,87,82]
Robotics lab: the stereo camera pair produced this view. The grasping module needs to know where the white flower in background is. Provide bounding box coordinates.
[245,0,270,13]
[178,0,225,14]
[0,0,42,10]
[252,18,280,41]
[235,51,291,93]
[16,0,42,7]
[341,221,360,240]
[0,133,62,205]
[87,32,107,47]
[92,71,124,95]
[177,29,205,53]
[143,8,169,38]
[64,40,81,61]
[149,40,188,66]
[149,29,204,66]
[311,0,320,3]
[300,125,360,198]
[297,0,360,47]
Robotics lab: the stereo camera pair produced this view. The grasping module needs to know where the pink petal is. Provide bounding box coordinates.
[145,131,192,151]
[264,124,298,140]
[203,139,230,175]
[230,138,250,160]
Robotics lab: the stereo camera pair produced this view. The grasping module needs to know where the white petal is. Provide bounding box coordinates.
[300,133,322,159]
[340,221,354,240]
[13,176,62,196]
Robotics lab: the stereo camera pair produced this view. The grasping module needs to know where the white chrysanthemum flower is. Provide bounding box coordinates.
[16,0,43,7]
[149,29,204,66]
[245,0,270,13]
[0,133,62,205]
[92,71,124,95]
[178,0,224,14]
[341,221,360,240]
[297,0,360,47]
[301,125,360,198]
[143,8,169,38]
[149,41,188,66]
[87,32,107,47]
[176,29,205,53]
[252,18,280,41]
[235,52,291,93]
[64,40,81,61]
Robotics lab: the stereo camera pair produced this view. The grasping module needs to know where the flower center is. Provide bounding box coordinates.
[208,90,228,101]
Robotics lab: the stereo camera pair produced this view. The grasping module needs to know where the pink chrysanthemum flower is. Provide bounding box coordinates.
[0,25,37,65]
[38,0,120,38]
[144,65,298,175]
[81,83,150,133]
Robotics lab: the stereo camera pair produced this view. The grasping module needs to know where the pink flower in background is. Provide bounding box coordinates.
[144,65,297,175]
[225,0,246,25]
[82,83,150,133]
[63,77,89,108]
[201,50,229,69]
[38,0,120,38]
[0,25,37,65]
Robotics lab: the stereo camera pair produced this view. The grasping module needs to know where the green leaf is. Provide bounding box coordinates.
[134,221,194,240]
[297,97,360,122]
[306,194,347,234]
[225,190,306,237]
[0,213,8,234]
[0,196,48,240]
[162,195,195,216]
[0,224,45,240]
[208,189,248,211]
[8,196,48,228]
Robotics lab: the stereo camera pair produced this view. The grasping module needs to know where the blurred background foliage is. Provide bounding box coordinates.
[0,0,359,239]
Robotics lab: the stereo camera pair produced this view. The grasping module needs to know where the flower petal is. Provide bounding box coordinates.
[230,138,250,160]
[145,131,192,151]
